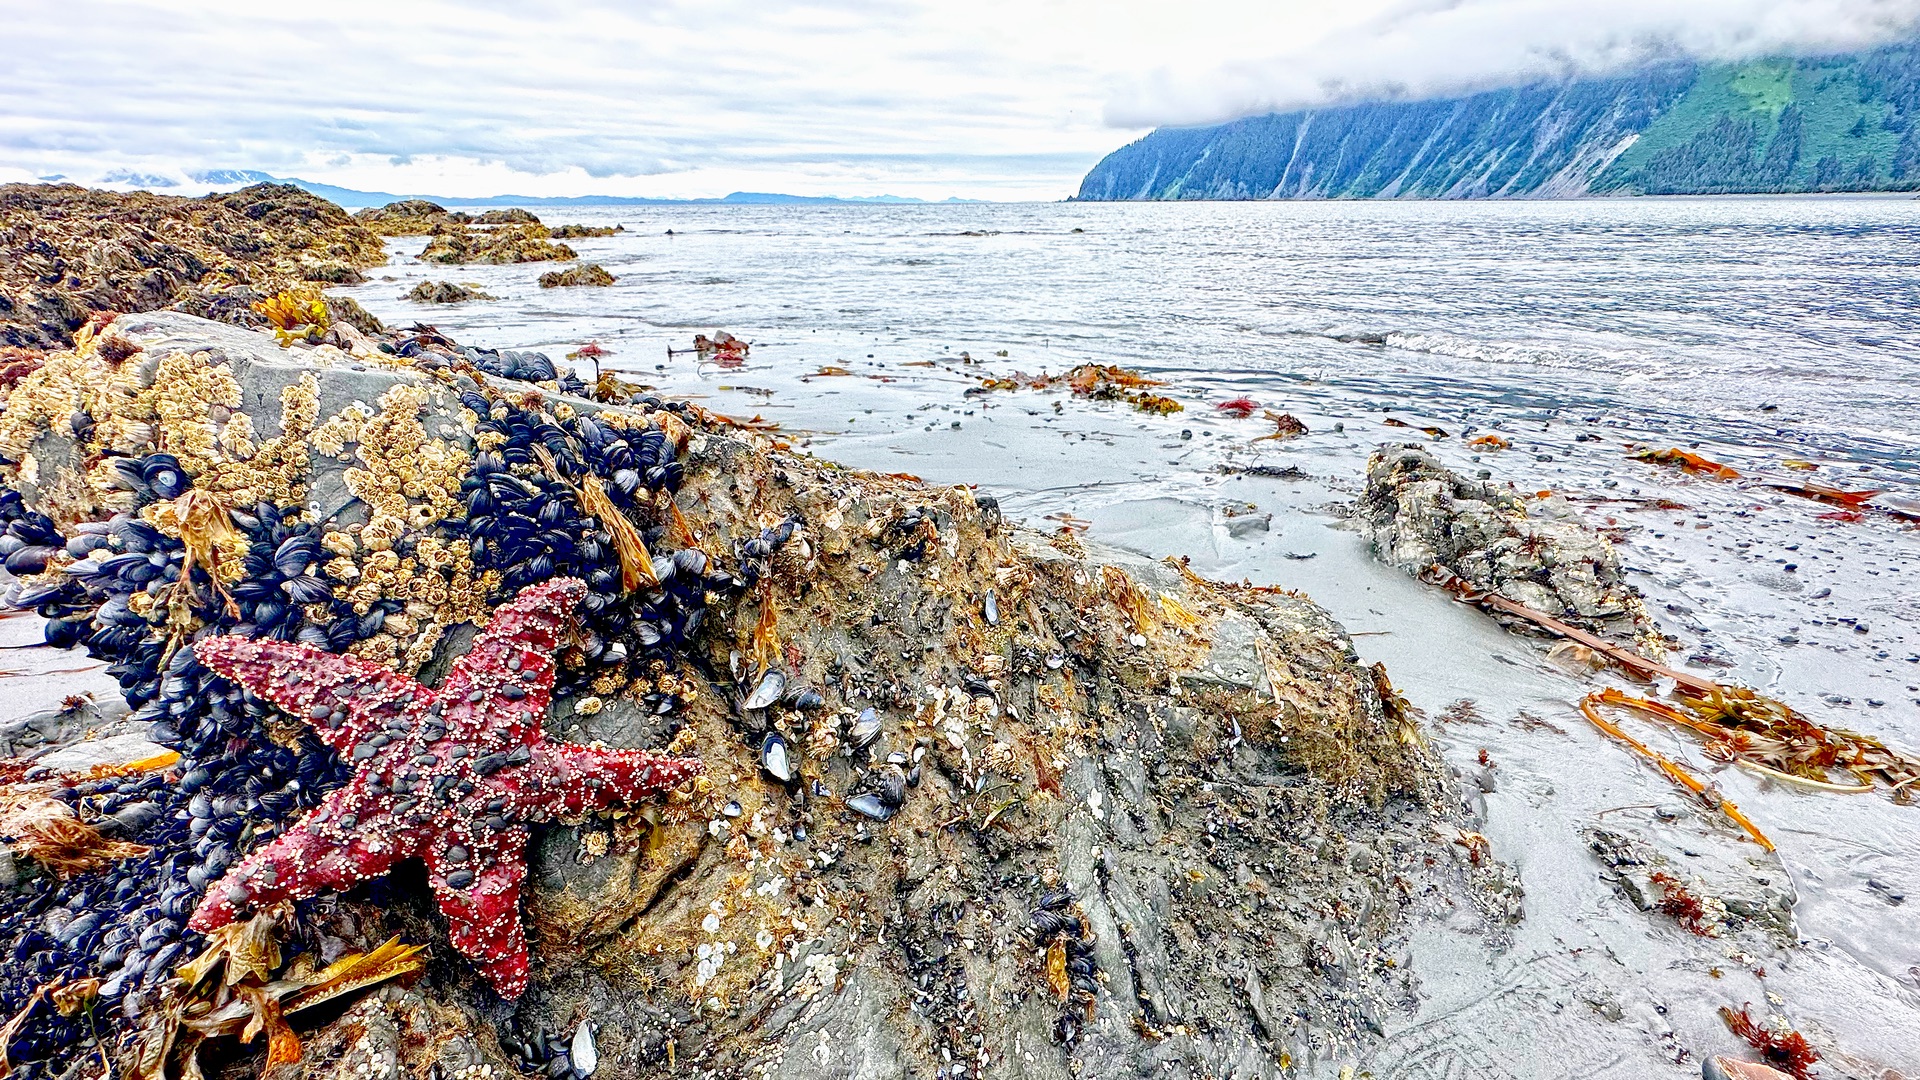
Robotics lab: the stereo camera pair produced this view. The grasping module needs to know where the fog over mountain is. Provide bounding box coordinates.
[1080,33,1920,200]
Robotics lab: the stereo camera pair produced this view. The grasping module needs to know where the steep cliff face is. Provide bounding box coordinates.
[1077,38,1920,199]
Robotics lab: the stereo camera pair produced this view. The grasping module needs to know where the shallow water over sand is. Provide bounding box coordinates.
[341,197,1920,1078]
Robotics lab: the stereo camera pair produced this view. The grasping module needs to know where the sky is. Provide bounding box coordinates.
[2,0,1918,202]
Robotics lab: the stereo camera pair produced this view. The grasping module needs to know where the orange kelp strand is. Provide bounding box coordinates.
[576,472,657,591]
[1579,693,1775,851]
[1630,446,1740,479]
[1763,480,1883,509]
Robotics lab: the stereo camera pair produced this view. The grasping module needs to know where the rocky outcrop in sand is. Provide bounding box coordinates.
[408,281,498,304]
[1356,444,1656,648]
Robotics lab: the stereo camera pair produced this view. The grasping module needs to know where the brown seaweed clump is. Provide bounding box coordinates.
[0,183,388,349]
[537,264,615,288]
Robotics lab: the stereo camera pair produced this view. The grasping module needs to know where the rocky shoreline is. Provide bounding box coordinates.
[0,184,387,351]
[0,297,1494,1079]
[4,183,1899,1080]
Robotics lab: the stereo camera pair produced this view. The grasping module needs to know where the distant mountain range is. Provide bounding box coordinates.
[1078,38,1920,199]
[189,171,978,207]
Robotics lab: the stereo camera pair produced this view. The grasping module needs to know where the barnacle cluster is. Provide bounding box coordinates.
[0,327,322,519]
[0,315,795,1076]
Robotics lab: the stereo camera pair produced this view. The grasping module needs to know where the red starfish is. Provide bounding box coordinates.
[187,577,702,998]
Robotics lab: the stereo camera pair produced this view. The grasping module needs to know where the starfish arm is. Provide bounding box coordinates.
[426,827,531,998]
[519,742,704,821]
[437,578,585,751]
[188,802,411,932]
[192,636,432,755]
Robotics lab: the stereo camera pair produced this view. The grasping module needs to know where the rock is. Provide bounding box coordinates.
[1355,444,1656,648]
[406,281,497,304]
[1,183,386,349]
[353,199,467,235]
[474,208,542,225]
[539,264,617,288]
[0,697,108,758]
[419,223,576,265]
[1586,826,1795,941]
[35,730,169,774]
[552,224,625,239]
[0,313,1488,1080]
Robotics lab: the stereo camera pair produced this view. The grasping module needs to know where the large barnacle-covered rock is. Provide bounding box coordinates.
[0,315,1488,1080]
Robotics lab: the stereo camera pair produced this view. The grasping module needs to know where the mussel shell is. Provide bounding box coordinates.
[273,536,315,577]
[874,767,907,809]
[571,1019,599,1076]
[845,792,895,821]
[846,708,882,748]
[743,670,785,711]
[759,732,794,783]
[279,575,333,604]
[4,545,57,575]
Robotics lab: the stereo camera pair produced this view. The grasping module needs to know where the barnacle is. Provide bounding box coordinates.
[339,384,470,546]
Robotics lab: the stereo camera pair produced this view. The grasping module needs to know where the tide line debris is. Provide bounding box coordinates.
[976,363,1183,414]
[1436,568,1920,801]
[1629,445,1740,479]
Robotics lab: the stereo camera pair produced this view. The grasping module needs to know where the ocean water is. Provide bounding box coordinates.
[349,196,1920,470]
[340,197,1920,1078]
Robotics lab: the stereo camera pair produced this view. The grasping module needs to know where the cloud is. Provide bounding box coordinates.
[1106,0,1920,127]
[2,0,1917,199]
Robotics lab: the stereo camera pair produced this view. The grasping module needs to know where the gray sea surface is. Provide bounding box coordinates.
[341,197,1920,1079]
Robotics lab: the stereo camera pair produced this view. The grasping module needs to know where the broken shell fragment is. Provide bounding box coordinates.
[571,1019,598,1076]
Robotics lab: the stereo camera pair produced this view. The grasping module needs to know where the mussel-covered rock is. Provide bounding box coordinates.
[0,311,1461,1080]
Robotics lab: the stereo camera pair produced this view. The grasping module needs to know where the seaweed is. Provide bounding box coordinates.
[1719,1004,1820,1079]
[1648,871,1719,935]
[1629,445,1740,479]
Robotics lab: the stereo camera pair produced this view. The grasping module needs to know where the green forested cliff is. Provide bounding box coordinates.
[1076,39,1920,199]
